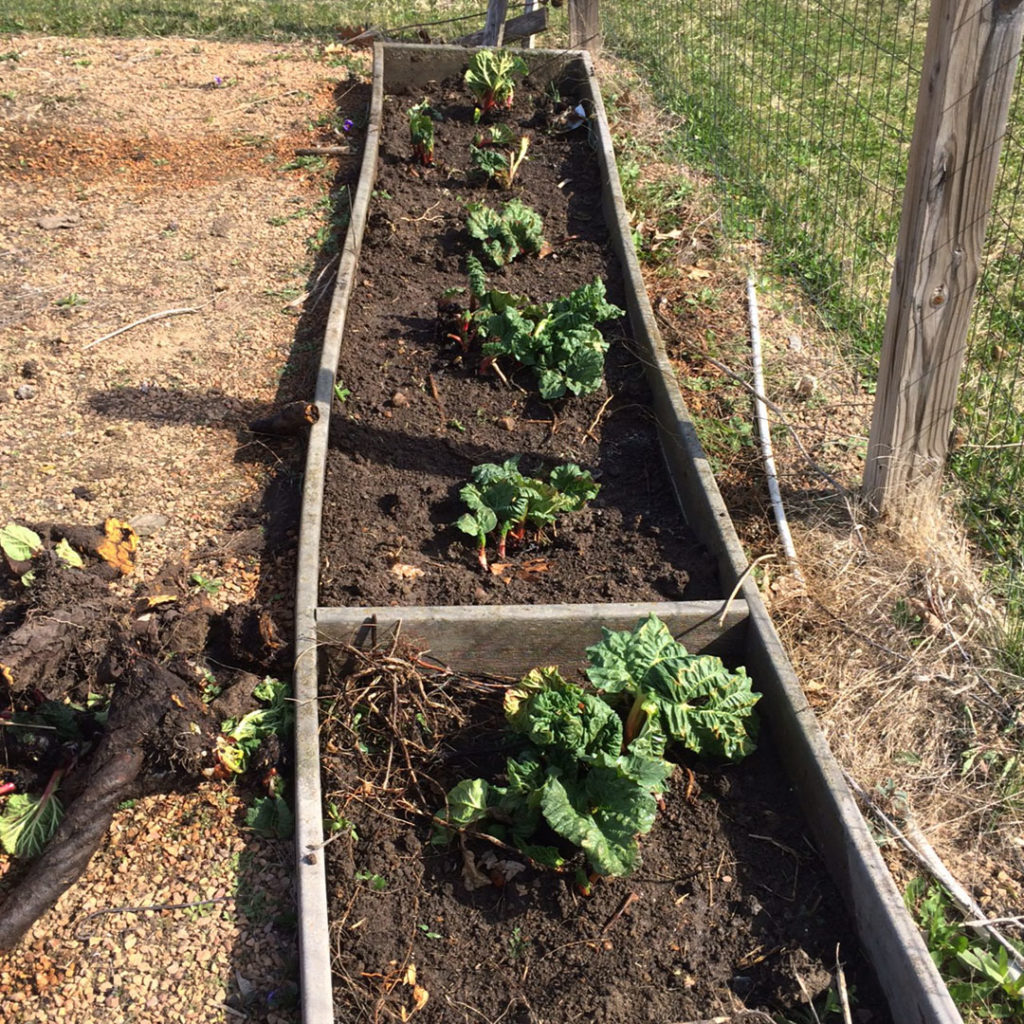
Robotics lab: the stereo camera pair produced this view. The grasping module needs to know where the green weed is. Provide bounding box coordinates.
[905,878,1024,1022]
[354,869,387,891]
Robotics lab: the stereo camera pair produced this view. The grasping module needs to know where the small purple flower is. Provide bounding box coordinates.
[214,75,223,87]
[342,118,354,133]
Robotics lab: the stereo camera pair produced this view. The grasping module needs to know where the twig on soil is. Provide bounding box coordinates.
[599,890,639,935]
[74,895,235,938]
[82,304,207,350]
[295,145,351,156]
[794,972,824,1023]
[668,1014,775,1024]
[213,87,306,119]
[210,1001,247,1021]
[428,373,447,428]
[400,200,443,223]
[583,394,615,443]
[835,946,853,1024]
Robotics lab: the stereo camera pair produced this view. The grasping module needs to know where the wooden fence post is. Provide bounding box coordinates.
[569,0,601,51]
[863,0,1024,511]
[482,0,510,46]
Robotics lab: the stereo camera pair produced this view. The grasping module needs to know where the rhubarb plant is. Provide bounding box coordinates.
[408,99,437,166]
[586,614,760,760]
[464,49,528,117]
[454,456,598,570]
[470,134,530,188]
[466,199,545,267]
[481,277,624,399]
[436,668,668,876]
[434,619,758,879]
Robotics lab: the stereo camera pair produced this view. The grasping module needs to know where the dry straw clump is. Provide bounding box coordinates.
[769,486,1022,909]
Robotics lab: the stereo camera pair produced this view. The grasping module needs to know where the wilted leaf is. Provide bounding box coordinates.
[0,523,43,563]
[54,537,84,569]
[686,266,712,280]
[412,985,429,1012]
[391,562,425,580]
[516,558,549,577]
[460,847,493,891]
[95,518,138,575]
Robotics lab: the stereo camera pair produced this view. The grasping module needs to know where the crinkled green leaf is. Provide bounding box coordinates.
[587,614,759,761]
[586,613,682,694]
[0,790,63,858]
[539,768,657,877]
[246,794,294,839]
[467,199,545,267]
[1,522,43,563]
[506,674,622,769]
[549,463,601,509]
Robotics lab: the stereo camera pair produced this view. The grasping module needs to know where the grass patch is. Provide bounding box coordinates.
[1,0,495,41]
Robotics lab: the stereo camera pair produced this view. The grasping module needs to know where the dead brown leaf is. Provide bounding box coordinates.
[391,562,425,580]
[95,518,138,575]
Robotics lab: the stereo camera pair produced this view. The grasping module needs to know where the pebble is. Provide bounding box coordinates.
[15,383,37,400]
[130,512,170,537]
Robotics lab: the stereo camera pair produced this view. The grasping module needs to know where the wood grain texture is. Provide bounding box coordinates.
[482,0,510,46]
[569,0,601,51]
[864,0,1024,509]
[316,600,749,677]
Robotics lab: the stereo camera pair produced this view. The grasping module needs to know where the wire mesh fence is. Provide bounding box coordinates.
[602,0,1024,597]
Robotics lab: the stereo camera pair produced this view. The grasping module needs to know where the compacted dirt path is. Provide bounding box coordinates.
[0,34,368,1023]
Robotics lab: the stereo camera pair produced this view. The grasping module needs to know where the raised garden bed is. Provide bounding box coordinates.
[294,42,963,1024]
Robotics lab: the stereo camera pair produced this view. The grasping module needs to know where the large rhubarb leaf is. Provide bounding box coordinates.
[539,768,657,878]
[505,669,622,769]
[587,614,759,761]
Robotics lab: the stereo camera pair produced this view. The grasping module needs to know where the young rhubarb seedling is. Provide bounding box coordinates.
[454,457,598,569]
[466,199,546,267]
[464,49,528,117]
[470,134,530,188]
[407,99,437,166]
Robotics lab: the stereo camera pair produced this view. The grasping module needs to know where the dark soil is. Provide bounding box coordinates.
[319,643,888,1023]
[0,538,289,951]
[319,75,718,608]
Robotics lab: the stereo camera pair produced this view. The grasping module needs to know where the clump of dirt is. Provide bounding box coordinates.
[0,526,290,952]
